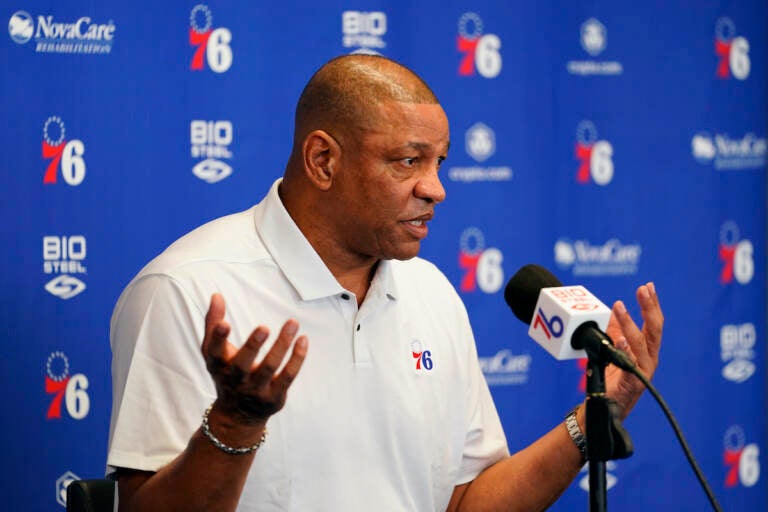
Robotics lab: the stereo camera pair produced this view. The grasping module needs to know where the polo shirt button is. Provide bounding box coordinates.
[341,293,350,300]
[356,324,360,331]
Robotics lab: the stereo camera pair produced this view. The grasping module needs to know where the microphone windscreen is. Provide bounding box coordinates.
[504,264,563,324]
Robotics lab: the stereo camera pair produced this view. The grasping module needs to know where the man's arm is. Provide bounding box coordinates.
[448,282,663,512]
[116,294,308,512]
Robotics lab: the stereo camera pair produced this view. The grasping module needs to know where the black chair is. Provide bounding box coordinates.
[66,479,116,512]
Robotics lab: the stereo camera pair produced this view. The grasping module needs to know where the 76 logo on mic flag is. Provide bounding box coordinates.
[530,286,611,360]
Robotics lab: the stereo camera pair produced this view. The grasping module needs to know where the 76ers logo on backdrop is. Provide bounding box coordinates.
[575,120,614,185]
[719,221,753,285]
[458,227,504,293]
[189,4,233,73]
[42,116,85,186]
[715,17,750,80]
[723,425,760,488]
[410,339,433,373]
[457,12,502,78]
[45,351,90,420]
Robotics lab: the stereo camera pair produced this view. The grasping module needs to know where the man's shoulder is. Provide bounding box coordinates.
[137,206,270,279]
[391,257,459,296]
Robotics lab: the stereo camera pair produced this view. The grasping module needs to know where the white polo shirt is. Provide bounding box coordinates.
[107,179,509,511]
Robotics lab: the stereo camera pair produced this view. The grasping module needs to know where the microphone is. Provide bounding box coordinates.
[504,264,634,370]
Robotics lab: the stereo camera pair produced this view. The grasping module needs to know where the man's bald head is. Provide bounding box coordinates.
[293,55,440,145]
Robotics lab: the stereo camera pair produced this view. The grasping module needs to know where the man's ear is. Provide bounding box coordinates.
[302,130,341,191]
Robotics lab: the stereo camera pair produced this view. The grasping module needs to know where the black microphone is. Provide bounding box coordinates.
[504,264,635,370]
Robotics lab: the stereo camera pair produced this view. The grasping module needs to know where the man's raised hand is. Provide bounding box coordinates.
[201,293,308,425]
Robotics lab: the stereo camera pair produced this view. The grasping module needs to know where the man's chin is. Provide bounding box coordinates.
[384,242,422,261]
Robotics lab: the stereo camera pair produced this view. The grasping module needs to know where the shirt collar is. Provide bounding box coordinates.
[254,179,399,303]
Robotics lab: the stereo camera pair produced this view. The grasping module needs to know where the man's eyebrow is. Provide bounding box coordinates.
[402,141,451,153]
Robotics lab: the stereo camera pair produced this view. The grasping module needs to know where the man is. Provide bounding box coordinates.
[107,54,663,511]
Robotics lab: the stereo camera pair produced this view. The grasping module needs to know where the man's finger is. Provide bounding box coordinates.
[611,300,651,365]
[230,325,270,373]
[637,282,664,359]
[272,336,309,394]
[202,293,235,368]
[251,319,299,384]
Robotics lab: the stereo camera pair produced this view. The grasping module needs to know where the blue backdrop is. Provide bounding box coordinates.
[1,1,765,510]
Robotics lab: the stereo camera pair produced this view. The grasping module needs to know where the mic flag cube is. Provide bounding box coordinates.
[528,285,612,360]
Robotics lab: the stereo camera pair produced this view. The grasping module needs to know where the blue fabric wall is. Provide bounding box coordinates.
[1,1,765,509]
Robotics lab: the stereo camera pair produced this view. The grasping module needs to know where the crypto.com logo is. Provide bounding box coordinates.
[715,17,750,80]
[457,12,501,78]
[465,122,495,162]
[42,117,85,186]
[458,227,504,294]
[581,18,606,56]
[189,5,232,73]
[447,123,512,183]
[574,121,614,185]
[567,18,622,76]
[45,351,90,420]
[719,222,753,285]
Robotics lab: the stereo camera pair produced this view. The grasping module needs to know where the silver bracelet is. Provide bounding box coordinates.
[201,404,267,455]
[564,405,587,462]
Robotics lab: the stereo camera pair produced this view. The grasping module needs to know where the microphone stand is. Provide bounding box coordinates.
[576,323,634,512]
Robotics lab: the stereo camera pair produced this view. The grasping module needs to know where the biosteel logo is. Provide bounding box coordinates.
[43,235,87,299]
[720,322,756,384]
[9,10,115,54]
[342,10,387,53]
[190,120,233,183]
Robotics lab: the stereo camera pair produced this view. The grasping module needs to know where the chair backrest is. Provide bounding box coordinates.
[66,479,116,512]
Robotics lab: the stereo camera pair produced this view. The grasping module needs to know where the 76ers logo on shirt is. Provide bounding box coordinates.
[723,425,760,488]
[45,351,90,420]
[458,227,504,294]
[575,120,614,185]
[411,339,433,373]
[715,17,750,80]
[42,116,86,186]
[457,12,501,78]
[189,4,233,73]
[719,221,754,285]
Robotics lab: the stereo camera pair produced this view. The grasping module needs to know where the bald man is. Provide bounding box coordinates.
[107,55,663,511]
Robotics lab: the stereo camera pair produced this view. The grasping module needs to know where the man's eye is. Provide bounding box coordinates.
[437,156,446,168]
[403,157,417,166]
